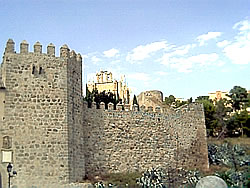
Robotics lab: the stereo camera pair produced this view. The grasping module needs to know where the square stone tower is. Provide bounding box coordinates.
[0,39,85,187]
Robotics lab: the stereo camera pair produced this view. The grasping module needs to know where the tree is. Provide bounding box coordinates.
[214,99,231,138]
[175,100,188,108]
[195,97,217,136]
[84,84,94,108]
[132,94,138,105]
[93,90,118,109]
[187,97,193,103]
[227,86,248,112]
[164,95,176,106]
[227,110,249,137]
[196,96,209,101]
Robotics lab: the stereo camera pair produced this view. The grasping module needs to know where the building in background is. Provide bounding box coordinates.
[137,90,163,110]
[87,71,130,104]
[208,91,231,102]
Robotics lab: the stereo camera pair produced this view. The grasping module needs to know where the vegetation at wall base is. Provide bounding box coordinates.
[91,168,201,188]
[90,138,249,188]
[90,172,141,187]
[207,140,250,187]
[136,167,200,188]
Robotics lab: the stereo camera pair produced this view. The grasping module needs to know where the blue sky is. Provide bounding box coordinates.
[0,0,249,99]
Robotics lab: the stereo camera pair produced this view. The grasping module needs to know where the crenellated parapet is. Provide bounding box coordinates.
[34,41,42,54]
[47,43,55,56]
[5,39,15,53]
[60,44,69,58]
[83,100,208,175]
[83,101,204,118]
[20,40,29,54]
[3,39,81,63]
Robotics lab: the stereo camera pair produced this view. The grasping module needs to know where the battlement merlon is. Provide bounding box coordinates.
[3,39,82,61]
[5,39,15,53]
[83,102,204,115]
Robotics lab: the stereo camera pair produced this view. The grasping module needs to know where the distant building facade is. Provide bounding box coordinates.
[208,90,250,114]
[87,71,130,104]
[208,91,230,102]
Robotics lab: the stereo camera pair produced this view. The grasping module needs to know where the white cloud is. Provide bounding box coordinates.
[223,43,250,65]
[217,40,230,48]
[91,56,101,64]
[126,41,170,62]
[155,71,168,76]
[81,54,88,59]
[160,44,195,66]
[217,60,226,67]
[161,53,219,73]
[233,19,250,32]
[223,19,250,65]
[110,59,121,64]
[103,48,119,58]
[170,44,195,56]
[127,72,151,82]
[197,32,222,46]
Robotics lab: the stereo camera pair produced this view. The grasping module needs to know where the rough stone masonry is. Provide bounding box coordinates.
[0,39,209,188]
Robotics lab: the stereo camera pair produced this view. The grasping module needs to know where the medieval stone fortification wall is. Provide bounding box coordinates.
[0,39,209,187]
[83,102,209,177]
[0,39,85,187]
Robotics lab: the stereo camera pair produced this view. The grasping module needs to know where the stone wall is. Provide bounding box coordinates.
[83,102,209,176]
[65,47,85,182]
[0,39,85,187]
[0,89,5,121]
[0,39,209,187]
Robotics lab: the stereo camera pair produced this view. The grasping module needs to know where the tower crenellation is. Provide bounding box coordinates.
[47,43,55,56]
[20,40,29,54]
[70,50,77,59]
[34,41,42,54]
[76,53,82,62]
[4,40,74,57]
[5,38,15,53]
[60,44,70,58]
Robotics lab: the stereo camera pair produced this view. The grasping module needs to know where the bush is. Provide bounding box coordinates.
[136,167,200,188]
[208,143,249,168]
[207,142,250,187]
[93,172,141,187]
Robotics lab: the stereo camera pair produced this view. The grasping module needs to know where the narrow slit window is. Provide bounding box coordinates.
[39,67,43,74]
[32,65,35,74]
